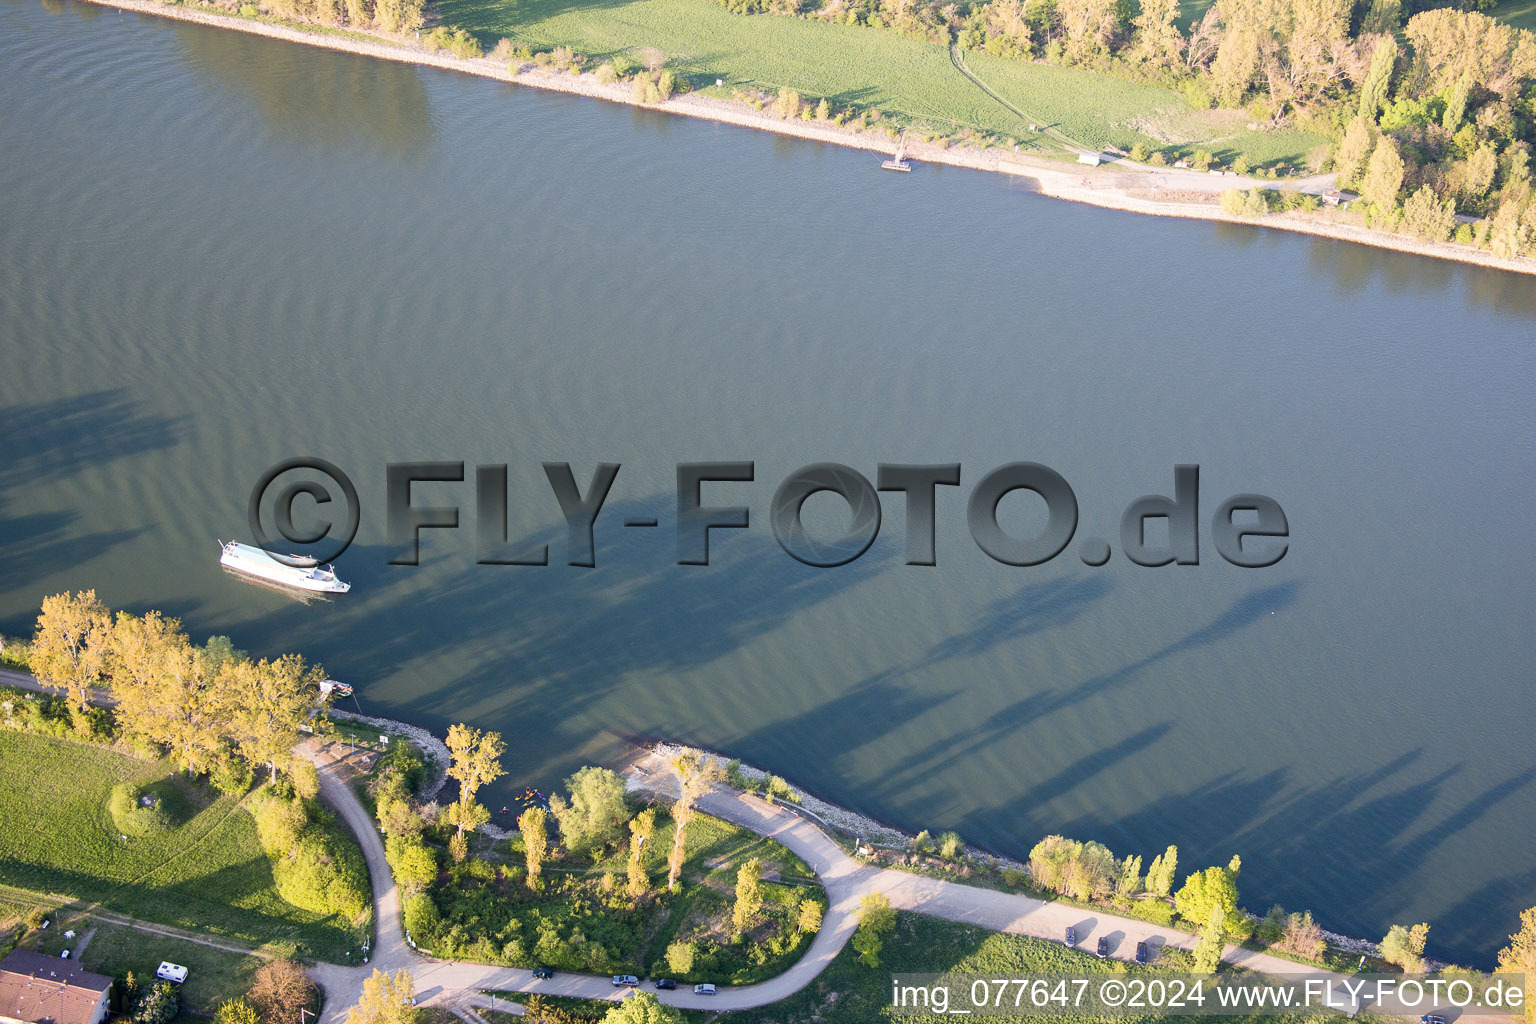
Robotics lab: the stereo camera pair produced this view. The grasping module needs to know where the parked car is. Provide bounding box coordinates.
[531,967,554,979]
[1095,937,1109,960]
[1065,926,1076,947]
[1420,1016,1447,1024]
[654,979,677,990]
[694,984,717,996]
[612,975,639,987]
[156,963,188,984]
[1135,941,1149,964]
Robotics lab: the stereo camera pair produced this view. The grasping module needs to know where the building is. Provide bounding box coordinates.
[0,951,113,1024]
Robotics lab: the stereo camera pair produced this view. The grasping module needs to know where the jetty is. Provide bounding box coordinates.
[882,132,912,172]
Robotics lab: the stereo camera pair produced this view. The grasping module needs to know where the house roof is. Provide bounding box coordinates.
[0,951,112,1024]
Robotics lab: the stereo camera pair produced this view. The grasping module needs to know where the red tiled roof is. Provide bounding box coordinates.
[0,950,112,1024]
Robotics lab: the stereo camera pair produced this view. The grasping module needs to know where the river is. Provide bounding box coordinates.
[2,0,1533,964]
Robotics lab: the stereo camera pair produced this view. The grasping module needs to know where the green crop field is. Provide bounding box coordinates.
[0,731,357,960]
[434,0,1326,161]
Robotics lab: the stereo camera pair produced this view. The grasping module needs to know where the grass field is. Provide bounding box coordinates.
[0,730,358,961]
[434,0,1326,161]
[25,921,265,1014]
[721,913,1343,1023]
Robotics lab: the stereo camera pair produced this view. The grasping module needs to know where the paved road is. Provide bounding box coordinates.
[1,668,1491,1020]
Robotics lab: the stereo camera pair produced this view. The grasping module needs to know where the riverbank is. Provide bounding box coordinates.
[73,0,1536,278]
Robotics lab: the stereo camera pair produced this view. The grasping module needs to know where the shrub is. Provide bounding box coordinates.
[938,831,964,861]
[595,63,618,84]
[1277,910,1327,961]
[666,940,695,975]
[0,639,31,670]
[108,782,174,838]
[424,27,482,59]
[132,983,178,1024]
[1129,142,1148,162]
[402,894,441,940]
[1231,155,1250,176]
[239,4,258,14]
[209,753,255,796]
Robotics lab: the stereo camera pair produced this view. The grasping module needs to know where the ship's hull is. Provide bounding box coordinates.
[220,546,350,593]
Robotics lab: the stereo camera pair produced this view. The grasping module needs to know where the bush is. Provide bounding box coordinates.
[1129,142,1148,162]
[209,754,255,796]
[424,27,482,59]
[938,831,964,860]
[403,894,441,940]
[0,638,30,670]
[132,983,178,1024]
[239,4,258,14]
[252,793,369,918]
[109,782,174,838]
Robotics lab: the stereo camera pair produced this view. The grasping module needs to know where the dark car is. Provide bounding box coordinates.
[1096,937,1109,959]
[532,967,554,979]
[1420,1017,1447,1024]
[1135,942,1149,964]
[1065,926,1077,947]
[655,979,677,990]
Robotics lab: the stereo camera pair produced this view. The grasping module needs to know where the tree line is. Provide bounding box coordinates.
[25,590,333,793]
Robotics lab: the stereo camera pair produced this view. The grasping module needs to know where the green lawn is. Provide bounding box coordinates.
[25,921,265,1014]
[434,0,1326,161]
[719,912,1348,1023]
[1489,0,1536,29]
[0,730,358,961]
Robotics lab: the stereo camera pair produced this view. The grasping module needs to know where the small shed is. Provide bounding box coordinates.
[1076,152,1102,166]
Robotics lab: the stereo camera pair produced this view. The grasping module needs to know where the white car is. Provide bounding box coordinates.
[156,963,188,984]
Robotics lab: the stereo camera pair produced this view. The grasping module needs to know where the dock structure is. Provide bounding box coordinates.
[882,132,912,172]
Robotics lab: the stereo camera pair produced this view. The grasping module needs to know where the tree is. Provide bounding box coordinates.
[665,939,695,975]
[798,898,823,934]
[1401,185,1456,240]
[1380,922,1430,972]
[226,654,327,782]
[600,991,683,1024]
[665,749,719,891]
[345,970,417,1024]
[1333,116,1376,188]
[549,766,629,857]
[1174,858,1243,931]
[1496,906,1536,1024]
[248,960,316,1024]
[1360,135,1406,211]
[31,590,110,728]
[386,836,437,897]
[445,723,507,807]
[442,798,489,861]
[109,611,215,763]
[852,892,894,968]
[1133,0,1184,66]
[1357,36,1397,121]
[520,806,549,888]
[1115,855,1143,898]
[1361,0,1400,34]
[733,857,763,938]
[1193,904,1227,972]
[1146,846,1178,896]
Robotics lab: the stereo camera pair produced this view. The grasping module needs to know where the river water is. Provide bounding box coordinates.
[2,0,1533,964]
